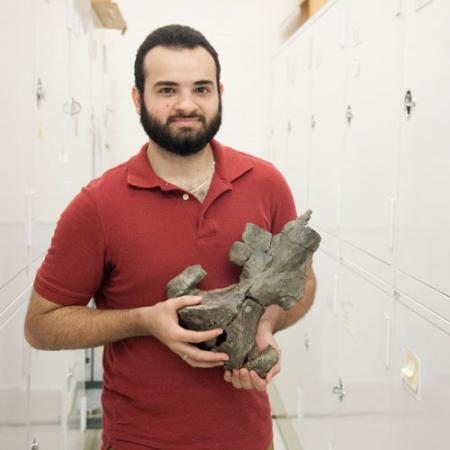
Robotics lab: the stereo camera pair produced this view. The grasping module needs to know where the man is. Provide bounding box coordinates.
[25,25,316,450]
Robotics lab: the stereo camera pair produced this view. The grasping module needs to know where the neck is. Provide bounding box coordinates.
[146,140,215,189]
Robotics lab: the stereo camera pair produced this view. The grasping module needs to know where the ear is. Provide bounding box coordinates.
[219,83,224,95]
[131,86,142,114]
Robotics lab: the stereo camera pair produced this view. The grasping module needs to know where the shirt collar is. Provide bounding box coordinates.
[126,139,254,190]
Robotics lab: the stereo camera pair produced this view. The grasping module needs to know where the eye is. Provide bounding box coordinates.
[159,87,175,94]
[195,86,211,94]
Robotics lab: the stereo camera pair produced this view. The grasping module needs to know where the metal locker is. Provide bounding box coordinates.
[340,0,403,265]
[308,1,347,237]
[396,0,450,296]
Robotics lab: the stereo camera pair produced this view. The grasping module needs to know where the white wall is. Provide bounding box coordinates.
[105,0,300,163]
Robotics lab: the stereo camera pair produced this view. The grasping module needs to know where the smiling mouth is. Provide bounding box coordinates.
[172,119,200,125]
[170,116,205,125]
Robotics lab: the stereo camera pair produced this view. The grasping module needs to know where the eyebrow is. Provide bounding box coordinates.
[194,80,215,86]
[153,80,215,87]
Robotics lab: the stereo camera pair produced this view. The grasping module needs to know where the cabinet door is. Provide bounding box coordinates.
[396,1,450,295]
[308,2,347,236]
[391,295,450,450]
[0,301,29,450]
[0,0,34,287]
[270,50,290,177]
[29,347,86,450]
[65,349,87,450]
[334,266,394,450]
[32,0,72,261]
[28,348,65,449]
[294,250,340,450]
[65,9,96,200]
[284,30,313,212]
[340,0,403,264]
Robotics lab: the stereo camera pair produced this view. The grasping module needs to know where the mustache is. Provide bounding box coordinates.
[168,114,206,124]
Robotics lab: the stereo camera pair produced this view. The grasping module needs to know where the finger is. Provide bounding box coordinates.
[239,368,254,390]
[250,370,268,391]
[188,360,227,368]
[179,351,226,368]
[180,327,225,345]
[265,362,281,384]
[185,346,229,363]
[231,369,243,389]
[170,295,203,309]
[224,370,232,382]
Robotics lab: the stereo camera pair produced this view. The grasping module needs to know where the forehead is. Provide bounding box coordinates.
[143,46,217,85]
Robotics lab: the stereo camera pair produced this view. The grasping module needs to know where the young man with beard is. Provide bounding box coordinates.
[25,25,316,450]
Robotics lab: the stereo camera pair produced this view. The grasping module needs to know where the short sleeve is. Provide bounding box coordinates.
[270,166,297,234]
[33,187,106,306]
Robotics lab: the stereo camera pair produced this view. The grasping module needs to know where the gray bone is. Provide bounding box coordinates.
[166,210,321,378]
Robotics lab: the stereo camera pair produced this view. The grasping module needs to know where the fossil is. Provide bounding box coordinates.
[167,210,321,378]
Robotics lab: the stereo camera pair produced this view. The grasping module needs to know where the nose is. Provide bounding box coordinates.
[174,91,198,115]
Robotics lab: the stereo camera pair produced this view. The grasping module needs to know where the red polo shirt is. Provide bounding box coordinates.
[34,140,296,450]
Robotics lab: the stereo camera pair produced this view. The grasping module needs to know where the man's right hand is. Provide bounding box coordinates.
[141,295,229,368]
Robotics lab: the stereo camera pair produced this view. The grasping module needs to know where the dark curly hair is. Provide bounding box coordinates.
[134,24,221,96]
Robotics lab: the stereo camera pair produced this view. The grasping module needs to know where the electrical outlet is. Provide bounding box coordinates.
[400,347,421,399]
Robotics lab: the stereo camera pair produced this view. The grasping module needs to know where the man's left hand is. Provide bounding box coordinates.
[223,320,281,391]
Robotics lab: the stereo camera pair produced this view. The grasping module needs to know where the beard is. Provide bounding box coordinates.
[139,98,222,157]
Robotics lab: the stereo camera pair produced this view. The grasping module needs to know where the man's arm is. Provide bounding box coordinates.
[25,288,229,368]
[259,265,316,333]
[224,265,316,390]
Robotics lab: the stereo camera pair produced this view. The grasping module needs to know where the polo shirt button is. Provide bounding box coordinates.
[182,193,189,201]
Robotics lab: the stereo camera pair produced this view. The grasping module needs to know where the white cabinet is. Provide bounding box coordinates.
[308,2,347,237]
[0,0,34,288]
[396,0,450,296]
[284,30,313,212]
[0,301,29,450]
[270,51,290,177]
[295,250,339,450]
[29,348,86,450]
[333,266,394,450]
[66,12,96,198]
[340,0,403,264]
[270,0,450,449]
[32,0,72,262]
[391,293,450,450]
[28,348,66,450]
[0,2,105,449]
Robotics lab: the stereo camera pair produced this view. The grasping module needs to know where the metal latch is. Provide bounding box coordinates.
[36,78,46,109]
[332,378,346,401]
[404,90,416,119]
[346,105,354,126]
[31,437,40,450]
